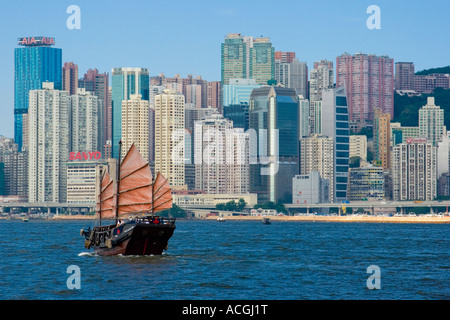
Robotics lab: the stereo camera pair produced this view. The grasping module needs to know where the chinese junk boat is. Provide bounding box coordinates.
[81,142,175,256]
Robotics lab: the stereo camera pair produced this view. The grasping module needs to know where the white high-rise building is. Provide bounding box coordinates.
[349,135,368,162]
[309,60,334,101]
[298,96,310,138]
[419,97,446,146]
[309,100,322,135]
[299,134,334,202]
[437,131,449,179]
[154,89,186,189]
[392,138,437,201]
[71,88,101,153]
[28,82,70,203]
[194,114,249,194]
[121,94,149,161]
[275,59,308,98]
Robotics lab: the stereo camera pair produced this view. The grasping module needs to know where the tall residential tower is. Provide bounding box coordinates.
[336,53,394,130]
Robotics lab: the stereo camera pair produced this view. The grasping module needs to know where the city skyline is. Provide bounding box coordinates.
[1,0,450,137]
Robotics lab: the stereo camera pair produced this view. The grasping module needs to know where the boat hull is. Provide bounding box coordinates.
[83,216,175,256]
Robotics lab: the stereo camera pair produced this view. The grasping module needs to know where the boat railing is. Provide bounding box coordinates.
[93,224,116,232]
[134,215,176,225]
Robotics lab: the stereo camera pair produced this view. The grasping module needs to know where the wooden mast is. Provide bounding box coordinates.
[115,141,122,225]
[151,176,154,216]
[99,167,103,226]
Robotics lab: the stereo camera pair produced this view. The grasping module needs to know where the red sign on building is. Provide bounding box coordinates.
[69,151,102,161]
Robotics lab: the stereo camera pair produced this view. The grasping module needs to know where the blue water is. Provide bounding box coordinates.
[1,219,449,300]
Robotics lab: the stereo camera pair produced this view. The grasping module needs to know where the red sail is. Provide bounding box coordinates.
[116,143,172,216]
[96,171,116,218]
[151,172,173,213]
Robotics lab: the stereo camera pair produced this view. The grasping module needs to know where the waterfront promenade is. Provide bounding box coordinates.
[41,213,450,223]
[205,214,450,224]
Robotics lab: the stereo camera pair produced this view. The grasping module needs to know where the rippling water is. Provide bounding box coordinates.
[1,219,449,300]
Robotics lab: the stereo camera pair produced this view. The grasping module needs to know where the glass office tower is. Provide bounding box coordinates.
[249,38,275,86]
[249,86,299,203]
[14,36,62,150]
[111,67,149,158]
[322,87,350,202]
[221,34,247,86]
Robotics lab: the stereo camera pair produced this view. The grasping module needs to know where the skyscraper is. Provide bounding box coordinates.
[336,53,394,129]
[222,78,261,130]
[221,34,247,86]
[373,108,391,171]
[207,81,221,109]
[395,62,415,91]
[392,138,437,201]
[0,137,28,199]
[78,68,110,147]
[62,61,78,95]
[121,94,149,161]
[194,114,249,194]
[274,51,295,63]
[419,97,446,146]
[71,88,101,154]
[14,36,62,150]
[111,67,149,158]
[275,54,308,98]
[28,82,70,203]
[249,87,299,203]
[309,101,322,135]
[154,89,186,190]
[222,78,261,107]
[298,96,310,138]
[299,134,334,202]
[289,59,308,98]
[322,87,350,202]
[309,60,334,101]
[249,37,275,85]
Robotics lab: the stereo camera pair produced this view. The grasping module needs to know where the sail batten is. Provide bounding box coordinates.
[96,170,116,219]
[120,162,150,181]
[97,143,173,218]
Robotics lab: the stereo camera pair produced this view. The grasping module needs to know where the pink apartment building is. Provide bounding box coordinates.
[336,53,394,130]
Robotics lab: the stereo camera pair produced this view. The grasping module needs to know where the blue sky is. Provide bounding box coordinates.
[0,0,449,138]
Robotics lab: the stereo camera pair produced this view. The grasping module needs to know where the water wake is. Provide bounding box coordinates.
[78,251,96,257]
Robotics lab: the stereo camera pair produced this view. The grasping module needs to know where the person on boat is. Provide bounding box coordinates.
[117,219,124,226]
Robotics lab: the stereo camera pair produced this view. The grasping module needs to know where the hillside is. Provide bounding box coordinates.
[393,88,450,128]
[415,66,450,75]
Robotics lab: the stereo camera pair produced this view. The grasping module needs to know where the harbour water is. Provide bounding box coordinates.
[1,219,449,300]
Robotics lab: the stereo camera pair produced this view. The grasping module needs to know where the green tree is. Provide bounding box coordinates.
[160,203,186,218]
[237,198,247,211]
[253,201,287,214]
[225,200,237,211]
[349,156,361,168]
[215,203,226,210]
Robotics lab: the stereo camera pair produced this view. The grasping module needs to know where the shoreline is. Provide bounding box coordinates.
[204,215,450,224]
[40,214,450,224]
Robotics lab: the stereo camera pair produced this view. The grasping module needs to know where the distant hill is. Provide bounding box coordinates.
[393,88,450,128]
[415,66,450,75]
